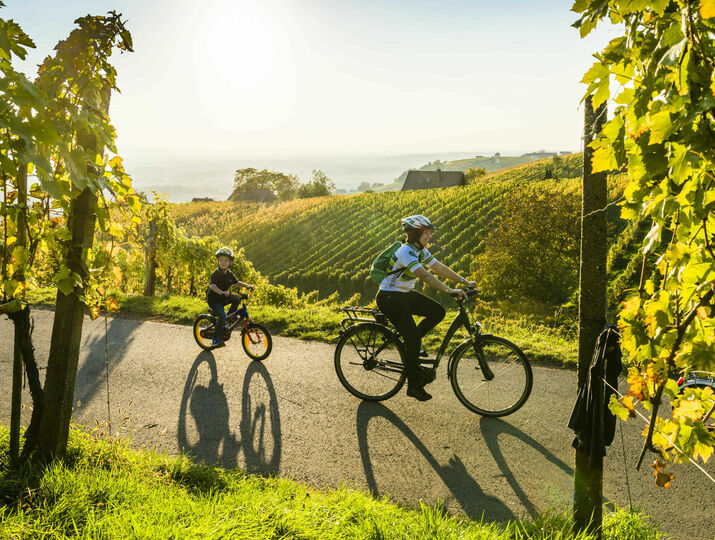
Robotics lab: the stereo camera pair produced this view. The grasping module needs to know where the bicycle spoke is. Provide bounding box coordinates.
[335,324,406,401]
[450,336,532,416]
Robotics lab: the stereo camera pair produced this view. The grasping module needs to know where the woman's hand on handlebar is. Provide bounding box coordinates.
[448,287,468,300]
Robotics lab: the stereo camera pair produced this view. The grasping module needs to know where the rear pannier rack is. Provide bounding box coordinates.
[339,306,388,332]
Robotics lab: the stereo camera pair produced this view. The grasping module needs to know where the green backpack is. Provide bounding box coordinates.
[369,241,405,284]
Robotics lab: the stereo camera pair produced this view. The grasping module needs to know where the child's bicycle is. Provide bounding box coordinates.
[193,292,273,361]
[333,288,533,417]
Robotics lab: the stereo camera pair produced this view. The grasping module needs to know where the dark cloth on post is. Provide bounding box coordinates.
[206,269,238,303]
[568,325,623,466]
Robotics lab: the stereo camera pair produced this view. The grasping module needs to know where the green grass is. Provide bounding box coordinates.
[0,426,661,540]
[25,287,579,367]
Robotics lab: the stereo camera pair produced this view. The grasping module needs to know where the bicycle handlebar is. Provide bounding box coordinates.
[229,292,249,301]
[450,287,479,300]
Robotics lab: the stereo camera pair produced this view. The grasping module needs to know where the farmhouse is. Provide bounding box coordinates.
[401,169,465,191]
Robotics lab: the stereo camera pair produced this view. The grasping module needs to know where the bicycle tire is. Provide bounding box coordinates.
[241,322,273,361]
[193,314,218,350]
[449,335,532,417]
[334,323,406,401]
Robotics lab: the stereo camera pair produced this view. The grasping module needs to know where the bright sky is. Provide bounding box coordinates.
[2,0,618,165]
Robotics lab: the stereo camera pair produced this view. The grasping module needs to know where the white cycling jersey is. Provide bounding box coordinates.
[379,242,438,292]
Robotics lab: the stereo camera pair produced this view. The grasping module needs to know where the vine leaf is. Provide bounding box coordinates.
[701,0,715,19]
[652,460,674,488]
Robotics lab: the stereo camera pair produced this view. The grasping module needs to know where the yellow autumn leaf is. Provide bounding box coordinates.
[697,306,711,319]
[622,395,636,416]
[106,296,119,314]
[628,371,648,401]
[673,398,702,422]
[701,0,715,19]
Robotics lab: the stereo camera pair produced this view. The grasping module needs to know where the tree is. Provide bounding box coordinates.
[35,14,135,462]
[464,167,488,184]
[0,11,138,462]
[574,0,715,482]
[357,181,371,192]
[272,172,300,201]
[472,186,581,306]
[297,169,335,198]
[231,168,298,201]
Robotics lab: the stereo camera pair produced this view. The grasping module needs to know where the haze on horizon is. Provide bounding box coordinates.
[3,0,618,170]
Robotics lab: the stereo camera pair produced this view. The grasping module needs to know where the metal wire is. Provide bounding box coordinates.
[603,376,715,485]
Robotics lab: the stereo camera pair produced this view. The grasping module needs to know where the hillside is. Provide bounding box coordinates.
[172,154,630,303]
[389,152,580,188]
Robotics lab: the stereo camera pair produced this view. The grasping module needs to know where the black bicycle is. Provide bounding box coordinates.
[193,292,272,361]
[334,288,533,417]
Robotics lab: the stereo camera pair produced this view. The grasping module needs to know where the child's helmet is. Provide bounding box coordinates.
[401,215,435,232]
[215,246,234,260]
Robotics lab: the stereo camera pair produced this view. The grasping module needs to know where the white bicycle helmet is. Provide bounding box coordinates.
[215,246,234,260]
[401,215,435,232]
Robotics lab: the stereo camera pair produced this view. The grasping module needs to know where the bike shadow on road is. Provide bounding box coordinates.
[356,401,516,523]
[177,352,281,476]
[479,417,574,518]
[74,317,138,411]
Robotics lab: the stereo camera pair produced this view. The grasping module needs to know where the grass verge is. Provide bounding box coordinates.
[25,287,578,367]
[0,426,661,540]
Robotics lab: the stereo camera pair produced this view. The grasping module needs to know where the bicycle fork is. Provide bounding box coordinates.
[471,337,495,381]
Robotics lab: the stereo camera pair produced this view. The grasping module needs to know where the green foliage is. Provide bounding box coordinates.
[0,11,140,317]
[297,169,336,198]
[0,425,661,540]
[473,186,581,305]
[464,167,487,184]
[574,0,715,477]
[230,168,299,201]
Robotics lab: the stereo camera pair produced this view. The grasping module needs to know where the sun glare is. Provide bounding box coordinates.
[203,4,276,90]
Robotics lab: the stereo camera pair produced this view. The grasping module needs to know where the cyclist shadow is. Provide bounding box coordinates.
[479,417,574,517]
[240,359,282,476]
[177,352,281,475]
[356,401,516,522]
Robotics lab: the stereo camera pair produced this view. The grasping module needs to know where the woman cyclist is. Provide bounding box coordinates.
[376,215,477,401]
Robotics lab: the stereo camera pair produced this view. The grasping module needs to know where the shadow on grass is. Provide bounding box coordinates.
[356,401,516,523]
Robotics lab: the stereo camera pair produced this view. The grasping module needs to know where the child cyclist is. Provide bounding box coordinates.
[207,246,255,347]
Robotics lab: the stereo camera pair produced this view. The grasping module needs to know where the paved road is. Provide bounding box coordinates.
[1,309,713,539]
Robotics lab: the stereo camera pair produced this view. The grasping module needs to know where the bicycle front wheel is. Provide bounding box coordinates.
[334,323,406,401]
[450,335,533,417]
[241,323,272,361]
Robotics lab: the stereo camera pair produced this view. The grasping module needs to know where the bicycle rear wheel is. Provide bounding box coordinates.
[450,335,532,416]
[241,323,272,361]
[334,323,406,401]
[193,314,217,350]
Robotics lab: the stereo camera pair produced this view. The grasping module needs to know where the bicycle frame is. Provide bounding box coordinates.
[434,298,494,381]
[339,291,495,380]
[209,294,254,337]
